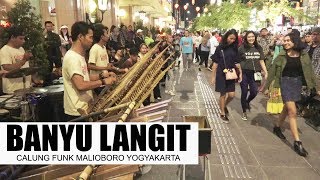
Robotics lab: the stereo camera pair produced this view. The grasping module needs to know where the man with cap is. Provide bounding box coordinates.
[134,29,145,49]
[306,27,320,91]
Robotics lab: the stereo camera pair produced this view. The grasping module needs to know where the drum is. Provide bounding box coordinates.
[42,85,64,122]
[4,102,21,119]
[0,95,22,120]
[52,77,63,85]
[45,85,64,95]
[0,109,10,120]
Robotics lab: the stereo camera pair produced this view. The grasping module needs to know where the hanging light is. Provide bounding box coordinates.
[295,2,300,9]
[204,7,208,13]
[196,7,200,12]
[197,13,200,17]
[210,0,216,5]
[139,10,146,20]
[174,3,179,9]
[97,0,108,11]
[184,5,188,10]
[217,0,222,6]
[192,0,195,5]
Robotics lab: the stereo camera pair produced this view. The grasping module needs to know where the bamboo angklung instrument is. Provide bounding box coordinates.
[87,43,161,114]
[87,42,176,119]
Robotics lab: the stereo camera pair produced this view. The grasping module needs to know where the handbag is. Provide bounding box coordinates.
[221,50,238,80]
[267,81,284,114]
[252,59,262,81]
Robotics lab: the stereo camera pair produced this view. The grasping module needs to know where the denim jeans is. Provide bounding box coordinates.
[240,70,259,112]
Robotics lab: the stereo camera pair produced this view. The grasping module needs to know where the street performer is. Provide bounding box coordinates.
[63,21,116,121]
[0,26,33,94]
[88,23,128,75]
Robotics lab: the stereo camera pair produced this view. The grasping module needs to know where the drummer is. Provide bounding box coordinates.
[63,21,116,121]
[0,26,33,94]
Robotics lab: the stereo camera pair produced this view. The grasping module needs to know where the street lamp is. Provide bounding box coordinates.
[139,11,146,20]
[86,0,108,24]
[174,3,179,29]
[183,5,188,28]
[118,9,125,24]
[97,0,108,22]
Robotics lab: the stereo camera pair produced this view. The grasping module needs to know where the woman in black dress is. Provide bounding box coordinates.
[210,29,242,123]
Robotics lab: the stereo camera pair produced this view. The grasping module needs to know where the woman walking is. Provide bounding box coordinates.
[198,33,211,69]
[238,31,268,120]
[210,29,242,123]
[264,32,317,157]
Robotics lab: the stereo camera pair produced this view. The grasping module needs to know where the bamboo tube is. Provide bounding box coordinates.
[76,165,95,180]
[135,61,176,108]
[88,43,161,113]
[69,102,131,122]
[118,101,136,122]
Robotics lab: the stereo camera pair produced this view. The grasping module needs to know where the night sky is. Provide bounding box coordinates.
[174,0,210,21]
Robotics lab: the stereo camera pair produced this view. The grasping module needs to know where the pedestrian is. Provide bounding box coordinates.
[179,30,193,70]
[264,32,318,157]
[238,31,268,120]
[198,35,210,69]
[210,29,243,123]
[208,31,220,71]
[305,27,320,112]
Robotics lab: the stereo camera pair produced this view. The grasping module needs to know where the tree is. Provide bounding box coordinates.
[194,1,250,31]
[193,0,311,31]
[1,0,48,77]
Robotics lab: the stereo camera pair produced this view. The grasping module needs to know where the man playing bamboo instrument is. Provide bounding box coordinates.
[63,21,116,121]
[88,23,127,75]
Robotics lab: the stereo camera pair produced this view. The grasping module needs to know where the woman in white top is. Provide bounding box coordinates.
[59,25,72,57]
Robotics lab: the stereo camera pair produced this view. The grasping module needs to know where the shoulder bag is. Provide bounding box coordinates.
[221,50,238,80]
[252,59,262,81]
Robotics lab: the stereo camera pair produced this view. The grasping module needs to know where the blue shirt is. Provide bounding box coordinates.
[180,37,193,54]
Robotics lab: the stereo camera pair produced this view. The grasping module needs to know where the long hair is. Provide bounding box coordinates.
[285,32,306,52]
[243,31,263,53]
[220,29,238,50]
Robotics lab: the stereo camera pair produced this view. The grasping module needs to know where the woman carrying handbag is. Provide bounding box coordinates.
[211,29,242,123]
[238,31,268,120]
[264,32,318,157]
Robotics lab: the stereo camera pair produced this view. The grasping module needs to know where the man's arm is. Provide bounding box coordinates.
[88,63,109,71]
[72,74,116,91]
[2,52,33,71]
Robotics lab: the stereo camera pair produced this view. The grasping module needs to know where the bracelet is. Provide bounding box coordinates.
[99,72,104,80]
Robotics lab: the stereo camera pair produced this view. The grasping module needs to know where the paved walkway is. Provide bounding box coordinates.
[136,65,320,180]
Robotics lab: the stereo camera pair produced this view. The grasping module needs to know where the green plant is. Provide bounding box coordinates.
[2,0,48,78]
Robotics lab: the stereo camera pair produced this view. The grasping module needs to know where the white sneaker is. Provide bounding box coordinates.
[242,113,248,121]
[169,91,175,96]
